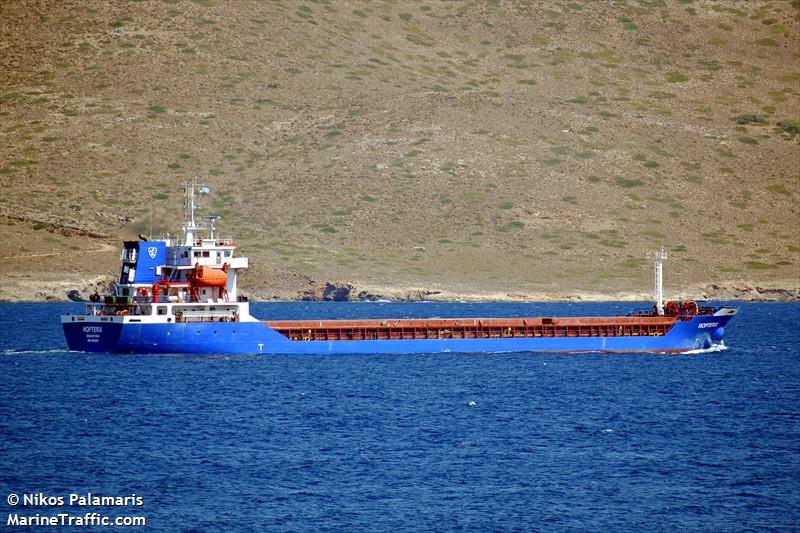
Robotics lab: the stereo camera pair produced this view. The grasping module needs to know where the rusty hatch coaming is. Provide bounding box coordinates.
[263,316,679,342]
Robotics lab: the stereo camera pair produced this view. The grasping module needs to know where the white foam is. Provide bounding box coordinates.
[683,341,728,355]
[0,349,75,356]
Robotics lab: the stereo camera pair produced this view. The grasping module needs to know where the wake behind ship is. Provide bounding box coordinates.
[62,181,737,355]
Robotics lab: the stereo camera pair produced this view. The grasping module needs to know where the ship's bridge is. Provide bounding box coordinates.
[166,241,248,270]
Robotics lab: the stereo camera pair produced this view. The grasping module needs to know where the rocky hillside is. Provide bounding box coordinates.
[1,0,798,301]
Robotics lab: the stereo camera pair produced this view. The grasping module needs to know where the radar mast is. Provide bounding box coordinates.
[182,178,209,245]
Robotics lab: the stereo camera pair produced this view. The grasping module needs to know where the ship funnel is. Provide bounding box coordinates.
[654,249,667,315]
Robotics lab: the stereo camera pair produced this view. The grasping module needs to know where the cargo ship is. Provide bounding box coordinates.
[62,181,737,355]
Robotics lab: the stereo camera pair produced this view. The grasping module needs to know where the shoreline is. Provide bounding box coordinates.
[0,276,797,303]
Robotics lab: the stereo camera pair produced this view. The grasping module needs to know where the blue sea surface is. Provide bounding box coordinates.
[0,301,798,532]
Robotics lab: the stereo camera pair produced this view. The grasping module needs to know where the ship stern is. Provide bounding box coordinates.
[61,316,125,353]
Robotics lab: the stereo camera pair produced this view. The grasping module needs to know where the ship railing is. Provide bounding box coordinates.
[84,303,154,316]
[152,295,196,304]
[175,309,239,323]
[189,239,236,247]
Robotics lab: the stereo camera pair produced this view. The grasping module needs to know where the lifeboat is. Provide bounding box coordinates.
[190,264,227,288]
[664,301,681,316]
[681,300,699,316]
[664,300,698,317]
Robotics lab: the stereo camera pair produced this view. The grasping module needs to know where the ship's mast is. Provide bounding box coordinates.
[654,249,667,315]
[182,178,207,245]
[206,215,220,240]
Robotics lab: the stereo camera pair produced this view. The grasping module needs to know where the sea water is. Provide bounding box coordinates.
[0,302,798,532]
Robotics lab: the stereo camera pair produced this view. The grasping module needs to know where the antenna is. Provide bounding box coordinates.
[148,206,152,240]
[206,215,221,240]
[654,249,667,316]
[181,178,210,245]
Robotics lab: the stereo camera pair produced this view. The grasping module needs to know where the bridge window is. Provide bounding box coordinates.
[157,306,169,316]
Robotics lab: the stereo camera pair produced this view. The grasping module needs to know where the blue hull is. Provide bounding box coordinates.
[62,314,734,355]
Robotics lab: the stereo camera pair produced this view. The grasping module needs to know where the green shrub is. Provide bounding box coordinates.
[733,114,764,125]
[615,176,643,187]
[666,72,689,83]
[745,261,776,269]
[617,16,637,30]
[777,120,800,134]
[497,220,524,232]
[754,38,778,47]
[766,184,790,196]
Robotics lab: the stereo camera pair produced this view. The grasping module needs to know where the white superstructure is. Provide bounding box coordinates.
[65,178,257,327]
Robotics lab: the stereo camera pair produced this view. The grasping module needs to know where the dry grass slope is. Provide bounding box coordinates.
[1,0,798,300]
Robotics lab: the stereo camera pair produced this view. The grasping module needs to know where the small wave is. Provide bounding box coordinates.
[683,341,728,355]
[0,349,74,356]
